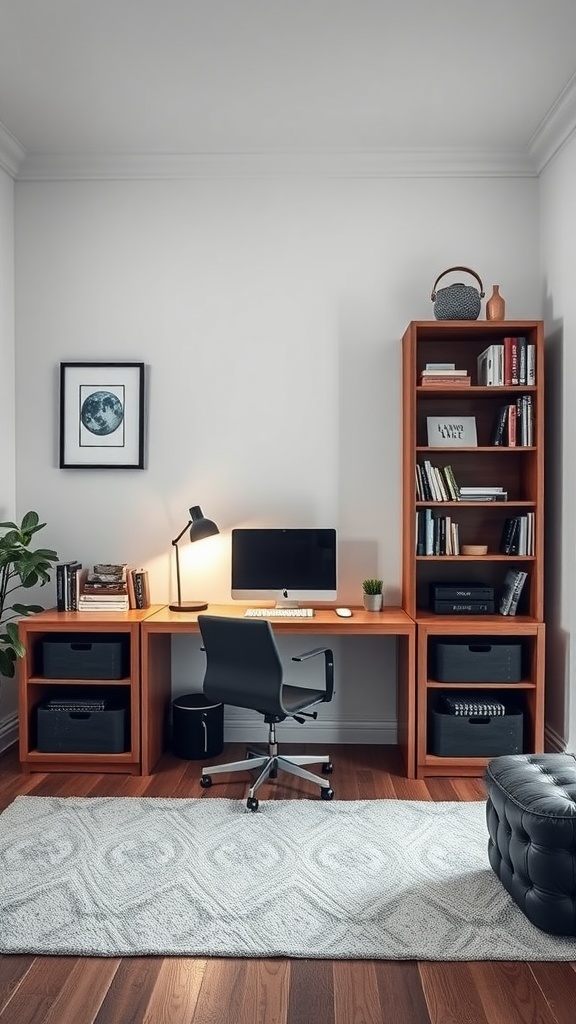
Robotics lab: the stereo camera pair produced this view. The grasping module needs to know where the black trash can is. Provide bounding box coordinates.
[172,693,224,760]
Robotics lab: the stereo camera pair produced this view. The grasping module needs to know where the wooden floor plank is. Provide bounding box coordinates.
[0,957,79,1024]
[468,961,560,1024]
[333,961,381,1024]
[40,958,121,1024]
[374,961,432,1024]
[141,957,207,1024]
[0,956,35,1016]
[418,962,489,1024]
[93,958,164,1024]
[287,960,334,1024]
[527,962,576,1023]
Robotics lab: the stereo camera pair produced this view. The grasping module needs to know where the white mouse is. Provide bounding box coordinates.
[335,607,353,618]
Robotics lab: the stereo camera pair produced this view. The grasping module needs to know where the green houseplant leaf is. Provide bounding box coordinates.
[0,511,59,678]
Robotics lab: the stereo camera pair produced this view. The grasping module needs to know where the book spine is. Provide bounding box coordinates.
[527,344,536,385]
[433,587,494,600]
[132,569,150,609]
[491,405,508,446]
[434,601,494,613]
[517,337,527,385]
[56,564,67,611]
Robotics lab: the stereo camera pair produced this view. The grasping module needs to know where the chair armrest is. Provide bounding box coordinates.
[292,647,334,702]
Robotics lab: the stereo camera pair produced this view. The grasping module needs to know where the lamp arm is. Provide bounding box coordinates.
[171,520,192,546]
[171,520,192,609]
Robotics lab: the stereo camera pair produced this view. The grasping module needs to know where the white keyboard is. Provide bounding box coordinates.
[244,607,315,618]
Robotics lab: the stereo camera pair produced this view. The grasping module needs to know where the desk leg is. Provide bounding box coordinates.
[396,631,416,779]
[141,632,172,775]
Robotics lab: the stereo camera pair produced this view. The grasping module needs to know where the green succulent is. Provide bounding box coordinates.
[0,511,59,678]
[362,578,383,595]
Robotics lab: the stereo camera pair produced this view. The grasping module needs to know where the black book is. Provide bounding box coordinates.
[499,517,520,555]
[491,405,509,446]
[431,583,494,601]
[56,560,80,611]
[434,600,495,614]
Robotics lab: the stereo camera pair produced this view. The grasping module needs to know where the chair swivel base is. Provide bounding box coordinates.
[200,748,334,811]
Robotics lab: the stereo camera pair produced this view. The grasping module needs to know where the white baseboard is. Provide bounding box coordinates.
[0,712,18,754]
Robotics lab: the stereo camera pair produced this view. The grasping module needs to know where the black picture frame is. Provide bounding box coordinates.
[59,362,145,469]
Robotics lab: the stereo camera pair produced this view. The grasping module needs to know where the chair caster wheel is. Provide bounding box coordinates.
[321,787,334,800]
[200,775,212,788]
[322,762,334,774]
[247,797,259,812]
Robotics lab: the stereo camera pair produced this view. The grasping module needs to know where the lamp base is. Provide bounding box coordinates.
[169,601,209,612]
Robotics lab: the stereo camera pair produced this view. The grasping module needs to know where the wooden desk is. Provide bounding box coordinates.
[141,604,416,778]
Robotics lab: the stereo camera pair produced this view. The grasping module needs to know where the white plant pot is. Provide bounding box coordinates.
[363,593,383,612]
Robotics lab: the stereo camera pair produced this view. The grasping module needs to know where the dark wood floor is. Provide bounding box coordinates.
[0,742,574,1024]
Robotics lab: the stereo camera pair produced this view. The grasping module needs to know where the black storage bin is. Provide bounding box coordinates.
[429,704,523,757]
[41,633,129,679]
[37,698,128,753]
[433,640,522,683]
[172,693,224,760]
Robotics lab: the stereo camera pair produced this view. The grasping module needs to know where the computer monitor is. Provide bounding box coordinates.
[231,528,337,606]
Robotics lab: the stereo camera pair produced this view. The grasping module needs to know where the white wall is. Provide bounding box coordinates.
[0,165,16,737]
[539,136,576,752]
[13,172,541,741]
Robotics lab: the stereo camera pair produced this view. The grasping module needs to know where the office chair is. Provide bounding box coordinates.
[197,614,334,811]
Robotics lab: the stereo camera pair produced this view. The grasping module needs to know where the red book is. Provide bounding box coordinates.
[504,336,519,386]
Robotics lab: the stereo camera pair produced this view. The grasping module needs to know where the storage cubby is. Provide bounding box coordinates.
[402,320,546,776]
[414,618,541,778]
[17,609,154,774]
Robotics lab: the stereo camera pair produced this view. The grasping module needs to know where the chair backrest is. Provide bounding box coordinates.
[198,614,286,717]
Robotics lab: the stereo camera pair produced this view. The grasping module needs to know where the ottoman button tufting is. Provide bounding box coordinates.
[485,753,576,936]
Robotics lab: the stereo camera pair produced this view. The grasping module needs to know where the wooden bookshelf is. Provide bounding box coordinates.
[401,320,545,777]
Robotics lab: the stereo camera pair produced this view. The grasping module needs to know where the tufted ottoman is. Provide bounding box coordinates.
[485,753,576,935]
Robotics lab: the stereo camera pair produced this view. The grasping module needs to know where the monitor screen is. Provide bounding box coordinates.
[231,528,337,605]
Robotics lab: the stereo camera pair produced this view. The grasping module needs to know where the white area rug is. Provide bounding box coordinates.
[2,795,576,959]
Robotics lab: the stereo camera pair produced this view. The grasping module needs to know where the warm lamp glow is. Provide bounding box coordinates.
[169,505,219,612]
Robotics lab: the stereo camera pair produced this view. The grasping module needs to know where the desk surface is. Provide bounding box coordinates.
[141,604,415,635]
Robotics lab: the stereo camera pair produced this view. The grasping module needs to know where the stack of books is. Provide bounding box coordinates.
[78,564,130,611]
[76,564,151,611]
[419,363,471,387]
[458,486,507,502]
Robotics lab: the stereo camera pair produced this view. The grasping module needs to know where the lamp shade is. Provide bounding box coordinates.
[189,505,219,543]
[169,505,219,613]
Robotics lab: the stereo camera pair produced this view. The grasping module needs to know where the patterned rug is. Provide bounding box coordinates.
[2,795,576,959]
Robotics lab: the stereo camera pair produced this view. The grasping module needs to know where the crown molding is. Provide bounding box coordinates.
[529,71,576,174]
[0,121,26,178]
[16,147,536,181]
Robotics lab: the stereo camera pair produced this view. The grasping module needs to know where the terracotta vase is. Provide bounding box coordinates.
[486,285,505,321]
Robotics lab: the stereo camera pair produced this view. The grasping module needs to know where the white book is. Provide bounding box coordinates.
[425,363,455,370]
[477,345,497,386]
[459,486,503,494]
[527,345,536,385]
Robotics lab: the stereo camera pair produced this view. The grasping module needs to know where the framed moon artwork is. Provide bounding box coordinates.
[59,362,145,469]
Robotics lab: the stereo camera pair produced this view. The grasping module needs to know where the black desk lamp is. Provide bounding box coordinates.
[169,505,219,612]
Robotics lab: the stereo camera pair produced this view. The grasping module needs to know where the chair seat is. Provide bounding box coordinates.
[281,685,326,714]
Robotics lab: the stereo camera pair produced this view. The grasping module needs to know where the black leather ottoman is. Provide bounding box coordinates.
[485,753,576,935]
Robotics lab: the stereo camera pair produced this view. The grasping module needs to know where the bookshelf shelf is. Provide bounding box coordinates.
[402,320,545,778]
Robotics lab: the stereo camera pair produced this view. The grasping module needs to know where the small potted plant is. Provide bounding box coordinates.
[362,578,383,612]
[0,511,59,679]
